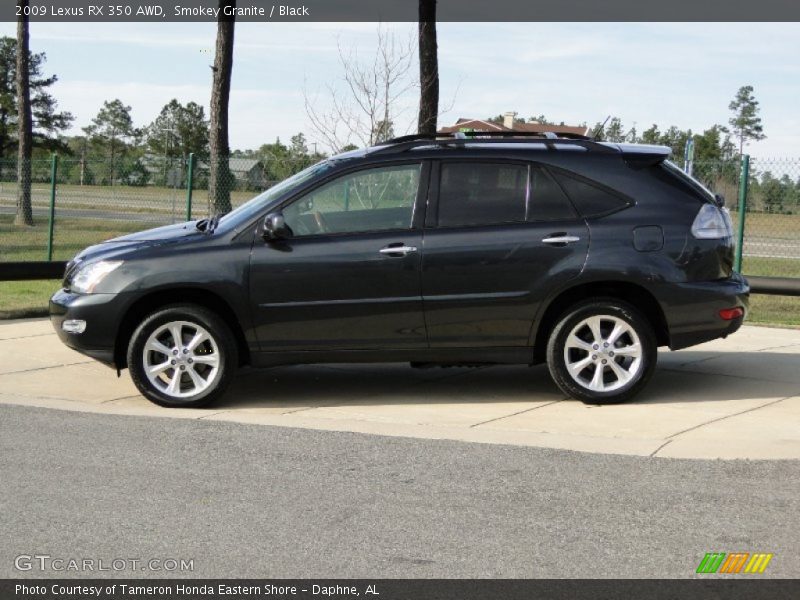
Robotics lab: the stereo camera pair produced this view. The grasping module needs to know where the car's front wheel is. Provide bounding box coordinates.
[546,299,657,404]
[127,304,238,408]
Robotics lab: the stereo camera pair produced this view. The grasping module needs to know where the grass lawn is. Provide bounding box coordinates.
[0,279,61,319]
[0,214,148,262]
[742,256,800,278]
[748,295,800,328]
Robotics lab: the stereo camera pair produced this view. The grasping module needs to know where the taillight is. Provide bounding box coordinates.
[719,307,744,321]
[691,204,733,239]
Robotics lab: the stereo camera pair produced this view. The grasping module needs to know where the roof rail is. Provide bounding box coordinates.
[370,131,618,155]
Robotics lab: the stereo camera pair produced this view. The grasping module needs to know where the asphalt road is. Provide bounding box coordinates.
[1,404,798,579]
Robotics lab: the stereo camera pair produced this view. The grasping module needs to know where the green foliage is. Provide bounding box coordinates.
[749,172,800,215]
[82,99,140,185]
[145,99,209,160]
[728,85,766,155]
[0,36,73,160]
[231,132,327,190]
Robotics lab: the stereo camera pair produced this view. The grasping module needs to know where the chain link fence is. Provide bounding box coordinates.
[2,154,800,283]
[0,155,313,262]
[686,157,800,280]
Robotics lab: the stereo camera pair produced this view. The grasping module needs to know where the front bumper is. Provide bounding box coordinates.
[663,272,750,351]
[49,289,129,367]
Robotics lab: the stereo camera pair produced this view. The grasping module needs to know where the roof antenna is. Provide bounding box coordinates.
[592,116,611,141]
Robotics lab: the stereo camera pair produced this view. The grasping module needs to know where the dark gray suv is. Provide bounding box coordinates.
[50,132,749,408]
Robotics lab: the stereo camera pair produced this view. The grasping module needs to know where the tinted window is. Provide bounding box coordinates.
[283,164,420,236]
[529,167,577,221]
[553,171,630,217]
[437,163,527,227]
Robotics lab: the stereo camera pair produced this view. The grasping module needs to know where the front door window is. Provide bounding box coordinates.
[283,164,421,236]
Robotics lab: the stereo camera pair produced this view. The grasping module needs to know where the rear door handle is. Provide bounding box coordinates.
[542,235,581,245]
[379,245,418,257]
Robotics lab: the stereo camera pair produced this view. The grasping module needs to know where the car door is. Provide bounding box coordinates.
[421,160,589,347]
[249,161,429,351]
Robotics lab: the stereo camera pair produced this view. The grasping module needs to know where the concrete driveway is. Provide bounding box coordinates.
[1,318,798,460]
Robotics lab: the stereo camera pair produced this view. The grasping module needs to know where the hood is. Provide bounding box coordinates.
[70,221,204,265]
[104,221,200,243]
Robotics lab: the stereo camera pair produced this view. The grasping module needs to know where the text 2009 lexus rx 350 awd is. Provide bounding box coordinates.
[50,133,748,408]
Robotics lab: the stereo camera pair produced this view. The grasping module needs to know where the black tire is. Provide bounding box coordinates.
[127,304,238,408]
[546,299,657,404]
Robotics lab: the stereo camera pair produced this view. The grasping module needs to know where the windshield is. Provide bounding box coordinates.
[219,160,337,228]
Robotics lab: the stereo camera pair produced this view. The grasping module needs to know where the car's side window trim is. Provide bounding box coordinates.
[249,159,430,241]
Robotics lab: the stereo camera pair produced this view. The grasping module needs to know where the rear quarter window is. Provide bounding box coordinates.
[551,170,632,218]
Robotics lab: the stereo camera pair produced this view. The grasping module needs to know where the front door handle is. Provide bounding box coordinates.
[379,245,418,257]
[542,235,581,245]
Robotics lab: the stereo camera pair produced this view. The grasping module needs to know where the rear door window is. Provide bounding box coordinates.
[528,166,577,221]
[437,162,527,227]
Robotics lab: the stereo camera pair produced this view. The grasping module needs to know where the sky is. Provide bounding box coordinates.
[1,21,798,158]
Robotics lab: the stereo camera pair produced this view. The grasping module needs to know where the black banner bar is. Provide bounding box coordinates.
[0,261,65,281]
[3,0,800,22]
[3,579,800,600]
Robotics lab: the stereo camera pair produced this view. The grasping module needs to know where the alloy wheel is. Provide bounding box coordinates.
[563,315,643,393]
[142,320,221,399]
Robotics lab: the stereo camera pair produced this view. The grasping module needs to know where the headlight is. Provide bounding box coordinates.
[70,260,123,293]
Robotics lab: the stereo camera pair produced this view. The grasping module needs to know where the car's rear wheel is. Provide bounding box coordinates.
[546,299,657,404]
[127,304,238,408]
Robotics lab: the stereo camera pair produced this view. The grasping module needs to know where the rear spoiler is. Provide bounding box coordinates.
[613,144,672,169]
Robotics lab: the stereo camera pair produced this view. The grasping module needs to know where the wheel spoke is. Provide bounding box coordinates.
[146,339,172,357]
[613,343,641,358]
[191,353,219,367]
[606,322,626,345]
[147,361,171,375]
[566,335,594,353]
[186,331,208,352]
[586,316,603,345]
[166,370,182,395]
[169,324,183,349]
[568,356,594,377]
[186,366,207,391]
[607,359,632,385]
[589,362,605,391]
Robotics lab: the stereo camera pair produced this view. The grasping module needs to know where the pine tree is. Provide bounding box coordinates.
[0,37,73,161]
[83,99,138,186]
[728,85,766,156]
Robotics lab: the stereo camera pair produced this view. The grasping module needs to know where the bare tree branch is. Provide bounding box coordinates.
[304,26,416,153]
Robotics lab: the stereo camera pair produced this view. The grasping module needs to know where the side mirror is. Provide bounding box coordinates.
[263,212,291,240]
[714,193,726,207]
